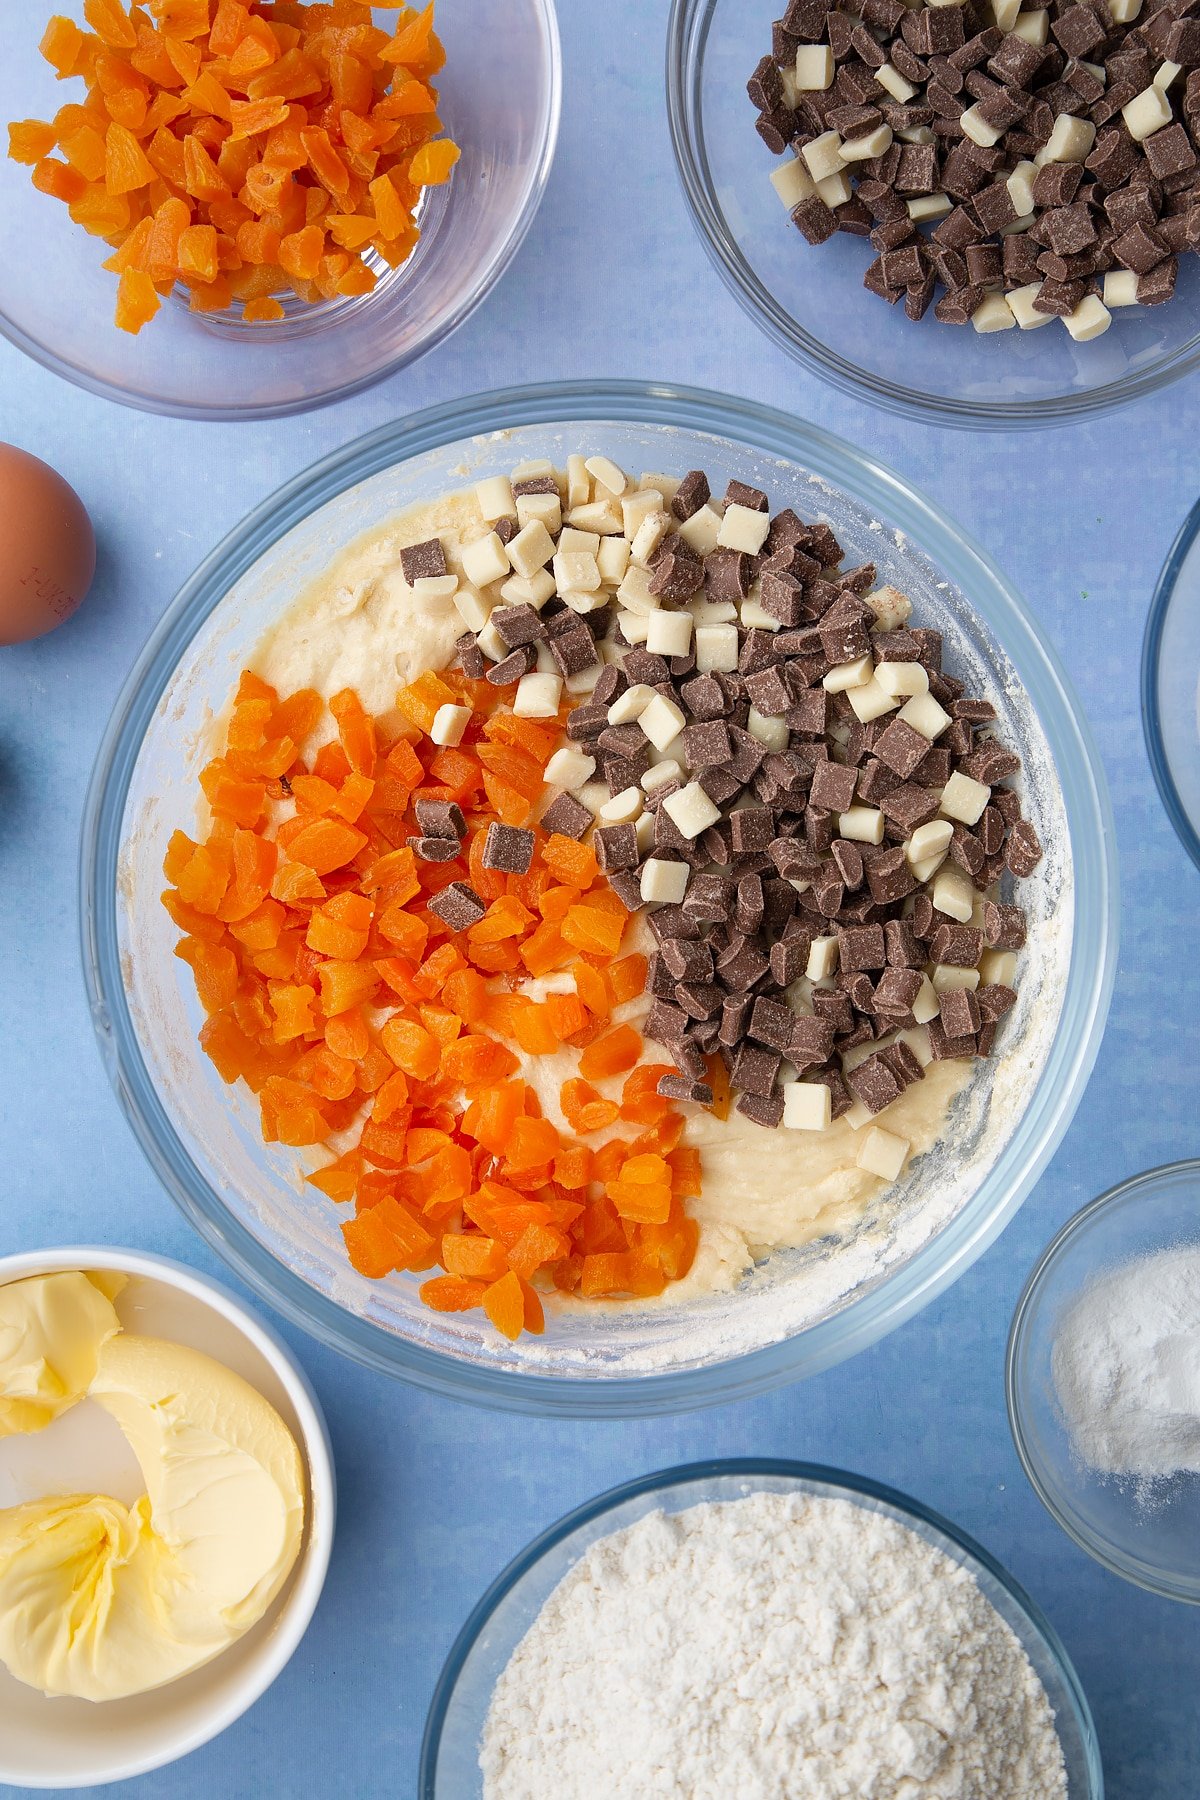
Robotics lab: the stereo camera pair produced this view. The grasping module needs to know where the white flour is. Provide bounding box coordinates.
[479,1491,1067,1800]
[1052,1243,1200,1482]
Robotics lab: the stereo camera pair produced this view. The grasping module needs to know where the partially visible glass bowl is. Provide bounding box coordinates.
[419,1459,1104,1799]
[1142,501,1200,875]
[0,4,560,419]
[1008,1161,1200,1604]
[81,380,1116,1416]
[667,0,1200,429]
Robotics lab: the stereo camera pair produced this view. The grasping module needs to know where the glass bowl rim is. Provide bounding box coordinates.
[80,376,1118,1417]
[0,0,562,423]
[1141,503,1200,876]
[664,0,1200,431]
[417,1454,1104,1799]
[1006,1156,1200,1603]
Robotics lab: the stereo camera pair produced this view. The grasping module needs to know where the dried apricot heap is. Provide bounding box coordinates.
[162,667,701,1342]
[9,1,459,333]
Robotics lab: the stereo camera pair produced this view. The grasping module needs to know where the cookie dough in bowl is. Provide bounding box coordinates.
[82,382,1116,1415]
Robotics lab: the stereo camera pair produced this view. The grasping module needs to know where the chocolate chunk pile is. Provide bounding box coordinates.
[751,0,1200,332]
[405,454,1040,1132]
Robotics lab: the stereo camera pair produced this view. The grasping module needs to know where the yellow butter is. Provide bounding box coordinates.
[0,1270,124,1437]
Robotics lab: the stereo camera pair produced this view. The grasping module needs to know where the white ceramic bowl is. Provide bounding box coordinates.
[0,1246,335,1789]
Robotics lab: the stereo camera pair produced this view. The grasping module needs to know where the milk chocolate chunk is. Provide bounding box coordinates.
[874,717,934,779]
[866,846,917,906]
[399,537,446,582]
[455,633,486,680]
[594,823,639,874]
[671,469,711,521]
[549,626,600,677]
[847,1052,902,1115]
[872,967,924,1014]
[748,995,793,1051]
[1005,818,1043,876]
[984,901,1027,949]
[939,984,981,1039]
[482,822,535,874]
[539,792,592,840]
[492,604,545,649]
[657,1074,715,1105]
[428,881,486,932]
[930,923,984,966]
[415,799,466,840]
[731,1042,782,1097]
[790,1014,836,1063]
[409,836,460,863]
[486,647,537,685]
[809,759,860,813]
[838,922,887,971]
[978,981,1017,1022]
[735,1091,785,1127]
[730,806,776,854]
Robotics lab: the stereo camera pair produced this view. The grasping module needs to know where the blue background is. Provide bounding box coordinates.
[2,4,1199,1795]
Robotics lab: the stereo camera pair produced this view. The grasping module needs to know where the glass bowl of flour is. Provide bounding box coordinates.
[1008,1159,1200,1603]
[421,1459,1102,1797]
[82,380,1116,1415]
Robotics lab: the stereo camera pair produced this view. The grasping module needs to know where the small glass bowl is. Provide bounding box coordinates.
[1008,1161,1200,1603]
[666,0,1200,429]
[0,4,560,419]
[1142,501,1200,874]
[419,1459,1103,1799]
[81,381,1116,1416]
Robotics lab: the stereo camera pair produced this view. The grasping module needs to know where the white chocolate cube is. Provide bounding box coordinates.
[806,935,839,980]
[640,857,689,905]
[979,948,1018,986]
[848,678,900,723]
[783,1081,833,1131]
[1006,162,1037,218]
[584,454,627,497]
[961,104,1003,147]
[475,619,508,663]
[1063,295,1111,341]
[823,655,874,693]
[795,44,834,90]
[639,693,686,751]
[898,691,952,740]
[1007,282,1055,330]
[598,786,643,824]
[801,130,845,182]
[717,503,772,554]
[453,583,492,633]
[430,703,471,747]
[905,818,953,868]
[1122,84,1172,141]
[856,1125,909,1180]
[544,746,596,791]
[663,782,721,841]
[876,62,916,102]
[608,682,655,724]
[972,293,1016,333]
[1035,112,1096,164]
[597,535,631,585]
[771,156,817,207]
[513,672,562,719]
[461,530,514,589]
[695,623,740,672]
[621,488,665,541]
[940,770,991,825]
[676,503,724,557]
[516,491,562,535]
[840,123,894,160]
[864,585,911,631]
[875,660,929,697]
[414,573,458,601]
[566,454,589,509]
[912,975,941,1025]
[839,806,885,845]
[507,519,556,579]
[1011,7,1048,40]
[553,549,601,594]
[747,705,790,751]
[475,475,516,523]
[907,193,952,222]
[646,609,694,657]
[1103,268,1141,308]
[931,867,976,923]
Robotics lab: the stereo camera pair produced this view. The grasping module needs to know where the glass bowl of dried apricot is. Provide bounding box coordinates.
[0,3,560,418]
[82,381,1116,1414]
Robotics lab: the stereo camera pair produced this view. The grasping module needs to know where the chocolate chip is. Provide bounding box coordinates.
[1005,818,1043,876]
[409,836,460,863]
[486,647,537,685]
[399,537,446,582]
[930,923,984,965]
[657,1074,715,1105]
[414,799,466,840]
[481,823,535,874]
[454,633,486,680]
[539,792,592,840]
[978,982,1017,1023]
[731,1042,781,1097]
[847,1052,902,1115]
[428,881,486,932]
[872,967,924,1015]
[735,1091,785,1128]
[671,469,711,522]
[838,922,887,971]
[939,984,981,1038]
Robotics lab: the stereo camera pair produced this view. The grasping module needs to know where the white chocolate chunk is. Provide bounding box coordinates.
[616,609,649,643]
[806,935,839,981]
[1006,162,1037,218]
[544,746,596,791]
[932,963,981,993]
[717,503,772,555]
[816,170,853,208]
[640,471,681,501]
[1063,294,1111,341]
[909,851,948,885]
[1035,112,1096,164]
[972,293,1016,333]
[747,706,790,751]
[646,610,694,657]
[568,500,623,534]
[621,489,665,540]
[898,691,951,740]
[566,665,602,696]
[566,454,589,509]
[596,535,631,585]
[690,598,739,625]
[1155,59,1182,89]
[875,659,929,697]
[695,623,740,672]
[1103,268,1141,308]
[823,654,874,692]
[461,530,511,588]
[848,678,900,723]
[553,549,601,594]
[584,455,627,497]
[839,806,885,845]
[900,1024,934,1067]
[641,759,681,795]
[912,975,941,1026]
[940,770,991,825]
[430,703,471,747]
[1108,0,1141,17]
[676,503,724,557]
[607,683,655,724]
[476,619,507,663]
[740,599,782,632]
[616,564,660,615]
[931,867,976,923]
[511,459,555,482]
[598,786,643,825]
[1007,282,1055,330]
[631,510,672,566]
[907,193,952,221]
[905,818,953,868]
[516,492,562,535]
[771,155,817,207]
[842,1099,874,1132]
[795,43,834,89]
[558,526,600,555]
[801,130,845,182]
[979,948,1018,986]
[876,61,916,102]
[513,671,562,719]
[639,692,686,751]
[664,782,721,841]
[1122,84,1172,141]
[413,573,458,603]
[990,0,1021,25]
[857,1125,909,1180]
[500,569,556,609]
[507,519,556,578]
[783,1082,833,1131]
[1011,7,1048,40]
[634,811,656,855]
[475,475,516,523]
[640,857,689,905]
[839,122,894,160]
[453,583,492,632]
[961,104,1003,147]
[864,585,911,631]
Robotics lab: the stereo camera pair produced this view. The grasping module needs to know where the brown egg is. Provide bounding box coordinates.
[0,444,96,645]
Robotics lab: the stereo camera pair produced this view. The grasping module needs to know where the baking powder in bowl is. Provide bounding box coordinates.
[479,1490,1067,1799]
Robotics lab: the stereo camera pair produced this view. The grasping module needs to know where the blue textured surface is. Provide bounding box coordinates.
[2,5,1199,1795]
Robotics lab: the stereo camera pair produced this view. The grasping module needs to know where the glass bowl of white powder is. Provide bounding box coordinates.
[420,1459,1102,1798]
[82,380,1116,1414]
[1008,1159,1200,1603]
